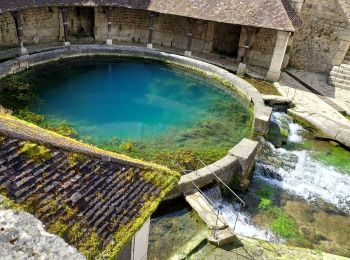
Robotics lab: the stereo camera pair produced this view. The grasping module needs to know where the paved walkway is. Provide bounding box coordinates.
[275,69,350,147]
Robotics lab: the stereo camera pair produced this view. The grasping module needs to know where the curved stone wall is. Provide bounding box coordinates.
[0,45,272,197]
[0,45,272,133]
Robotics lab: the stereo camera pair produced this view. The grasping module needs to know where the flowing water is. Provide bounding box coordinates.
[207,112,350,257]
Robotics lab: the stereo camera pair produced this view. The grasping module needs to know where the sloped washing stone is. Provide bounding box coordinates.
[185,191,227,230]
[0,209,85,260]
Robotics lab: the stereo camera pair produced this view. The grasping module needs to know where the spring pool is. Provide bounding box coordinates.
[0,58,252,168]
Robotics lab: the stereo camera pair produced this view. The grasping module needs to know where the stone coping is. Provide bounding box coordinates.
[0,44,272,134]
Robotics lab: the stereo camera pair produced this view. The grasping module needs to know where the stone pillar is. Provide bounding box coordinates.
[60,7,70,46]
[106,7,113,45]
[332,29,350,66]
[147,12,156,49]
[291,0,304,13]
[266,31,291,82]
[185,19,195,57]
[11,11,28,56]
[237,27,257,76]
[202,22,215,53]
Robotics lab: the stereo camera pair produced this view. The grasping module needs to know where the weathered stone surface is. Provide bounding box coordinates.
[185,191,227,230]
[208,228,236,246]
[263,94,292,108]
[289,0,350,73]
[0,209,85,260]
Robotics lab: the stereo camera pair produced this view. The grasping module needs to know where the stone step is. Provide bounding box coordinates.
[332,66,350,75]
[329,75,350,85]
[329,79,350,90]
[208,228,236,246]
[330,69,350,81]
[340,63,350,70]
[342,60,350,65]
[185,191,228,230]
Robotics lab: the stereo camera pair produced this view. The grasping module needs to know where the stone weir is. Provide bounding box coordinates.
[0,113,180,259]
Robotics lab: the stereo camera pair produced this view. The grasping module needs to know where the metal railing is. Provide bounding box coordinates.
[176,157,246,239]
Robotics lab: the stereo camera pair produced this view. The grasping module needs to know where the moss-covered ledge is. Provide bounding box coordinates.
[0,113,180,259]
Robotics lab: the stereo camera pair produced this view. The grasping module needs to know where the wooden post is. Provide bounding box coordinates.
[106,7,113,45]
[185,18,195,56]
[11,11,28,55]
[147,12,155,49]
[60,7,70,46]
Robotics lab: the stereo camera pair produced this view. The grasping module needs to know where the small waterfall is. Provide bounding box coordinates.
[204,188,279,242]
[256,112,350,214]
[204,185,222,202]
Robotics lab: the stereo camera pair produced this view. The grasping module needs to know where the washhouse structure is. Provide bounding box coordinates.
[4,0,350,259]
[0,0,302,82]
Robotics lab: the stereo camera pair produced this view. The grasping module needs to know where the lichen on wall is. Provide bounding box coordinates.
[289,0,350,73]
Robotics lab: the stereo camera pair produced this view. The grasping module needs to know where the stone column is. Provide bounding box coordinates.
[237,27,257,76]
[185,19,195,57]
[266,31,291,82]
[11,11,28,56]
[106,7,113,45]
[332,29,350,66]
[60,7,70,46]
[147,12,156,49]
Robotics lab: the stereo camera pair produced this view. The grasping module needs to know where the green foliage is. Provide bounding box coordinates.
[256,185,299,239]
[18,141,52,164]
[47,121,78,138]
[17,109,45,125]
[120,141,135,152]
[258,198,273,210]
[267,208,299,239]
[257,185,274,200]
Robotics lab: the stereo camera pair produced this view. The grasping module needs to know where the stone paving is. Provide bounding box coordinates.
[275,69,350,147]
[189,236,347,260]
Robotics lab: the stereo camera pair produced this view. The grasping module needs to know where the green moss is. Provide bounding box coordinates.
[268,208,299,239]
[241,75,281,95]
[257,185,274,200]
[16,109,45,125]
[18,141,52,164]
[67,152,87,168]
[258,198,273,210]
[78,231,102,260]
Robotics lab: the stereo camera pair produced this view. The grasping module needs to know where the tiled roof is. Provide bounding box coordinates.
[281,0,303,29]
[0,113,180,258]
[0,0,299,31]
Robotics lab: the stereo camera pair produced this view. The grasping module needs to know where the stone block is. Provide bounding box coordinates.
[229,138,259,177]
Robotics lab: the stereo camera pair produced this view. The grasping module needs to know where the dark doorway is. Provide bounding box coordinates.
[68,7,95,42]
[212,23,241,58]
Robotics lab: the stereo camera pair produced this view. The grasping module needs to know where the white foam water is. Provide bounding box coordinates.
[204,186,279,242]
[256,112,350,214]
[212,200,279,242]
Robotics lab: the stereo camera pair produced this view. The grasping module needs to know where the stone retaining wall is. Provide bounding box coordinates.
[0,45,272,134]
[0,45,271,199]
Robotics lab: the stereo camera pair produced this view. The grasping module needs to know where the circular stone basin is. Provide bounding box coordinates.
[0,57,252,166]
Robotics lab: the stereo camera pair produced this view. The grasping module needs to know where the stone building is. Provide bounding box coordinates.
[0,0,303,82]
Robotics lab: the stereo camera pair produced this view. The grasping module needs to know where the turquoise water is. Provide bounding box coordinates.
[25,59,238,140]
[0,58,252,168]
